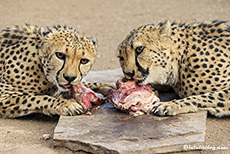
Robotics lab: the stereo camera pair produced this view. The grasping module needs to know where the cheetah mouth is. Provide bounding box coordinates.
[137,75,148,84]
[59,84,73,89]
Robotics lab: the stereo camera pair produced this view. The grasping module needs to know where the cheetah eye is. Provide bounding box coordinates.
[80,58,90,64]
[55,52,66,60]
[135,46,145,55]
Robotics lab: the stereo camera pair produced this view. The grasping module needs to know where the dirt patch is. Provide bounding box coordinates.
[0,0,230,154]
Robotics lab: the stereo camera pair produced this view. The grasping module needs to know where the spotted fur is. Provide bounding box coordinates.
[118,20,230,117]
[0,24,113,118]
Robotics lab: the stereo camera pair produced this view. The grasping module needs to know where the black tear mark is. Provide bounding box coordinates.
[56,59,66,83]
[135,52,149,77]
[78,63,83,81]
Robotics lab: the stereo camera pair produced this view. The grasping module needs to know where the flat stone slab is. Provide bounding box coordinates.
[53,69,207,153]
[53,104,207,154]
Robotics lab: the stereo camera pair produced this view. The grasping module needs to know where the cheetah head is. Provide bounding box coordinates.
[38,27,97,93]
[118,20,178,86]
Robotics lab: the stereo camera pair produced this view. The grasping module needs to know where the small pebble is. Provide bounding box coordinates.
[42,134,51,140]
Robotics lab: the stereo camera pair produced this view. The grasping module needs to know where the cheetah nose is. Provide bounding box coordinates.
[63,74,77,83]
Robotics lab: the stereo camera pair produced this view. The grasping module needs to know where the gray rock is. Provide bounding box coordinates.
[53,103,207,154]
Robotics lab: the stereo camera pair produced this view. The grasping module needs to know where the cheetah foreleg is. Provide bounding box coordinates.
[151,90,230,117]
[0,94,84,118]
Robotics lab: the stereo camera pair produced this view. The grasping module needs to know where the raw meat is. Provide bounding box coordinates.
[107,78,160,116]
[66,82,105,111]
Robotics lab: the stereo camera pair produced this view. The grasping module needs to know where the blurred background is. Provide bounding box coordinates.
[0,0,229,154]
[1,0,229,71]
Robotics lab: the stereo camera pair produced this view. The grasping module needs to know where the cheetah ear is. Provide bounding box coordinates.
[87,37,98,48]
[39,27,53,37]
[159,20,171,37]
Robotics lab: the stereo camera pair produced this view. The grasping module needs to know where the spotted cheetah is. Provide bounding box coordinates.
[118,20,230,117]
[0,24,113,118]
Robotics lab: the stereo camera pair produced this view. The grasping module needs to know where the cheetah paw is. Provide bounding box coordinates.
[96,83,116,96]
[151,102,180,116]
[55,99,85,116]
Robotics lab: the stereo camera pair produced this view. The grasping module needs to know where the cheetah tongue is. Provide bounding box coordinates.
[62,84,72,88]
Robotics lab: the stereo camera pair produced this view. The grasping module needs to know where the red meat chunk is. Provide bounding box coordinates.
[66,82,105,111]
[107,78,160,116]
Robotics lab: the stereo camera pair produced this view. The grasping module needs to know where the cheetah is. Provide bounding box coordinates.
[118,20,230,117]
[0,24,113,118]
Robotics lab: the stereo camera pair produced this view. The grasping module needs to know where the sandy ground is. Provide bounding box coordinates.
[0,0,230,154]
